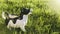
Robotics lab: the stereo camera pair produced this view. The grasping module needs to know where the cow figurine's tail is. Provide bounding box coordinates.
[2,12,7,19]
[2,12,18,19]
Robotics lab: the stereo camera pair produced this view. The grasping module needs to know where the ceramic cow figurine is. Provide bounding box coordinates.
[2,7,33,32]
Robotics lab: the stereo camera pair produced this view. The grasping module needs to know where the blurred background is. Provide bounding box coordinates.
[0,0,60,34]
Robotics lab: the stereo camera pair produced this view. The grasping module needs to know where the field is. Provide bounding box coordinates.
[0,0,60,34]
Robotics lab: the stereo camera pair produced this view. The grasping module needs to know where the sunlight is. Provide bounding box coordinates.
[55,0,60,4]
[48,0,60,14]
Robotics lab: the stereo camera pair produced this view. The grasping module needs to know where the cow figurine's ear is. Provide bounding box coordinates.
[30,8,33,12]
[20,7,25,13]
[27,8,33,15]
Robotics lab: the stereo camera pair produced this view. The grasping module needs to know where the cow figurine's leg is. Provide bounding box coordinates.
[7,20,14,30]
[20,26,26,32]
[7,24,11,30]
